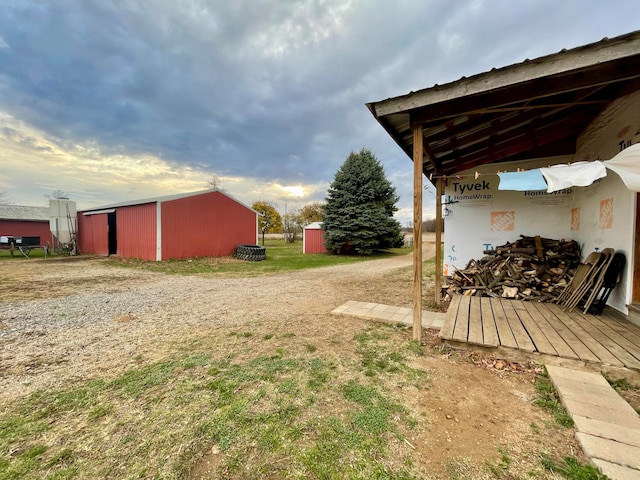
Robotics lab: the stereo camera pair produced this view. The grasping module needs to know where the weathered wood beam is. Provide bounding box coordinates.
[445,127,580,174]
[469,99,608,114]
[430,104,597,166]
[398,59,640,123]
[429,101,602,160]
[387,82,620,178]
[412,123,423,341]
[410,115,438,174]
[413,116,496,153]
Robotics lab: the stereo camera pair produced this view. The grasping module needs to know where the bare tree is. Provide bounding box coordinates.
[206,175,225,191]
[282,210,303,243]
[45,189,69,200]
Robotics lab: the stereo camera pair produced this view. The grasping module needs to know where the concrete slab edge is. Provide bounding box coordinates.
[592,459,640,480]
[331,301,443,330]
[546,365,640,479]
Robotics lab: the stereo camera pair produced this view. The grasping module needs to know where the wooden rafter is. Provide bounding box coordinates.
[416,85,615,170]
[473,99,608,114]
[407,59,640,125]
[444,124,582,174]
[428,103,602,170]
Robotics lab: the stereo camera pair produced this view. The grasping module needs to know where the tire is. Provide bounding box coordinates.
[236,244,266,261]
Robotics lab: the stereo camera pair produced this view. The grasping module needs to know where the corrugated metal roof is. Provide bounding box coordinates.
[366,30,640,179]
[370,31,640,117]
[0,205,49,221]
[81,188,258,214]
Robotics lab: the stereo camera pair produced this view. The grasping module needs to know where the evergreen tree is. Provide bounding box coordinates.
[324,148,403,255]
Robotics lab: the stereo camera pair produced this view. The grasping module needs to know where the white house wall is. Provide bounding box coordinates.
[443,90,640,314]
[570,89,640,314]
[443,155,573,276]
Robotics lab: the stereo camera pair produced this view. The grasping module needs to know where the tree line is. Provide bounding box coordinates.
[405,218,445,233]
[252,148,404,255]
[252,200,324,244]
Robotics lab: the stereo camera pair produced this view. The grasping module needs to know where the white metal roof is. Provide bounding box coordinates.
[80,188,258,215]
[304,222,324,229]
[0,205,49,221]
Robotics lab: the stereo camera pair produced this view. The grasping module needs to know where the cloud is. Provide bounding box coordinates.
[0,112,330,211]
[0,0,638,226]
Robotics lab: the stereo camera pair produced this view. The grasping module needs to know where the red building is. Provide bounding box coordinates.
[303,222,327,254]
[0,205,51,246]
[78,189,258,260]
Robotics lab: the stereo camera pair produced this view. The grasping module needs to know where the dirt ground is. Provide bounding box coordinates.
[0,241,630,478]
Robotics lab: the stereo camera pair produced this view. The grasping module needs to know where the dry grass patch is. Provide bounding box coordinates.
[0,321,429,479]
[0,247,607,479]
[1,319,601,480]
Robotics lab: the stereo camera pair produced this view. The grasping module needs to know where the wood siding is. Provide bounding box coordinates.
[161,191,256,260]
[77,214,109,255]
[0,220,52,245]
[116,203,157,261]
[303,228,326,254]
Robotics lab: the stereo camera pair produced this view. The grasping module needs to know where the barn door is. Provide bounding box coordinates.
[108,212,117,255]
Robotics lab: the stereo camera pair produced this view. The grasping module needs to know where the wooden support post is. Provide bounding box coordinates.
[412,123,423,341]
[435,177,443,306]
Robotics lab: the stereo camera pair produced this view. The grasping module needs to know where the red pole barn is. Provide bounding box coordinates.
[78,189,258,260]
[0,205,52,246]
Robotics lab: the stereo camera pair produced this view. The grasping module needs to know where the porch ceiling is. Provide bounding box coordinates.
[366,30,640,181]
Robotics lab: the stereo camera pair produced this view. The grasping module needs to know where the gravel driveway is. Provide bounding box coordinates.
[0,243,435,401]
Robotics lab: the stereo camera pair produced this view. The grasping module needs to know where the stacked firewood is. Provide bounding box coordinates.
[443,235,581,302]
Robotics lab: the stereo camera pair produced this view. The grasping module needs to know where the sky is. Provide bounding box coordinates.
[1,1,639,226]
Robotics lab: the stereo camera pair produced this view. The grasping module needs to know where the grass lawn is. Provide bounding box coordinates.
[0,248,50,260]
[0,241,610,479]
[0,321,604,480]
[103,239,411,276]
[0,324,431,479]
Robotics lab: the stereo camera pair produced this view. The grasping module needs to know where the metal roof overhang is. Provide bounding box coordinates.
[82,208,116,216]
[366,30,640,182]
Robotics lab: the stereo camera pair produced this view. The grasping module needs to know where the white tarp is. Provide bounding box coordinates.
[493,143,640,194]
[539,161,607,193]
[603,143,640,191]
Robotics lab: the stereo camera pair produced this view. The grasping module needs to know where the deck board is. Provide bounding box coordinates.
[576,312,640,369]
[452,295,471,342]
[603,315,640,348]
[489,298,518,349]
[535,303,608,366]
[440,295,640,371]
[467,295,484,345]
[480,297,499,347]
[580,312,640,353]
[512,302,558,356]
[522,302,580,360]
[501,300,535,352]
[441,294,461,340]
[544,306,624,366]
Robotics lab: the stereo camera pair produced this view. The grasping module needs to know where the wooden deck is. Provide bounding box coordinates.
[440,295,640,371]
